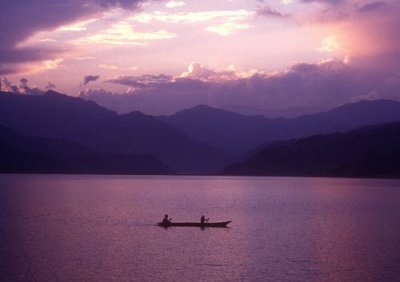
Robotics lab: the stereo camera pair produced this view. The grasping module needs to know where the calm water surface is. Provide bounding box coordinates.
[0,175,399,281]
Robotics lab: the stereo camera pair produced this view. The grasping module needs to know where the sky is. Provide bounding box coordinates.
[1,0,400,116]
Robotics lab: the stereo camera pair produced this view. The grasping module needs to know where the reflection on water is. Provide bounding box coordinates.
[0,175,399,281]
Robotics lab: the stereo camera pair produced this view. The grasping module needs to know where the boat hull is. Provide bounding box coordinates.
[157,221,231,228]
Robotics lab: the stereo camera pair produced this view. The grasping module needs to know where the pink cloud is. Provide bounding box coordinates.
[0,0,153,75]
[81,57,400,117]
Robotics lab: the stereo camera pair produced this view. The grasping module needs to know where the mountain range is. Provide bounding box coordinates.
[222,122,400,178]
[1,90,400,176]
[0,91,228,173]
[0,124,172,174]
[160,100,400,154]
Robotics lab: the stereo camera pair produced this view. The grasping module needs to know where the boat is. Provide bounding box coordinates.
[157,221,231,228]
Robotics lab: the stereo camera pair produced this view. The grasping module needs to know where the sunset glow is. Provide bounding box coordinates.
[1,0,399,116]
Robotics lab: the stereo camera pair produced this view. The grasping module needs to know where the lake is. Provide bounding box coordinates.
[0,175,399,281]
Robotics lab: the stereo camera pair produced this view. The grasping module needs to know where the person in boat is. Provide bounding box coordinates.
[200,215,209,225]
[162,214,171,225]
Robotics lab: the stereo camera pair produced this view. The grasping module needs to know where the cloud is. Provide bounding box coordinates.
[73,22,176,45]
[300,0,394,22]
[82,57,400,117]
[180,62,238,81]
[348,2,400,57]
[94,0,146,9]
[106,63,240,88]
[74,56,96,61]
[106,74,173,88]
[296,1,400,59]
[318,36,340,52]
[301,0,346,4]
[99,64,119,70]
[206,22,251,36]
[356,1,387,13]
[83,75,100,86]
[80,81,207,115]
[131,10,254,24]
[0,0,153,75]
[58,19,97,32]
[0,78,17,93]
[46,82,56,90]
[131,9,254,37]
[257,7,288,18]
[165,1,186,8]
[0,64,30,76]
[0,77,45,95]
[99,64,138,71]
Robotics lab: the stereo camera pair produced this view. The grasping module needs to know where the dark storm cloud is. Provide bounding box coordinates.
[83,75,100,85]
[0,0,154,74]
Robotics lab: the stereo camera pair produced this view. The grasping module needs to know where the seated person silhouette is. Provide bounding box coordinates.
[200,215,209,225]
[162,214,171,225]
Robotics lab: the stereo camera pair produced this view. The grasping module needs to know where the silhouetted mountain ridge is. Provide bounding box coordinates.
[161,100,400,154]
[0,124,173,174]
[2,91,400,175]
[222,122,400,178]
[0,91,229,173]
[0,90,117,138]
[159,104,270,153]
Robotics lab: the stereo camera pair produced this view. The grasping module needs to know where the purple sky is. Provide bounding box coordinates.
[1,0,400,116]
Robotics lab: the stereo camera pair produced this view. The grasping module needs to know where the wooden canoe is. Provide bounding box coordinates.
[158,221,231,228]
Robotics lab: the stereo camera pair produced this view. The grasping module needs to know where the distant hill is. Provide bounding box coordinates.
[161,100,400,154]
[2,91,400,175]
[0,124,173,174]
[160,105,271,153]
[72,110,230,173]
[0,91,229,173]
[0,90,117,138]
[222,122,400,178]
